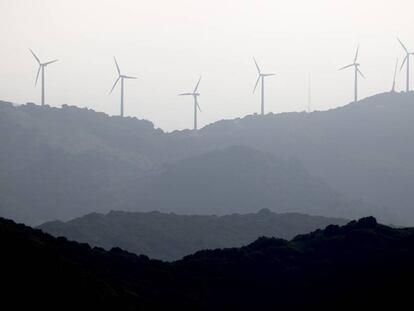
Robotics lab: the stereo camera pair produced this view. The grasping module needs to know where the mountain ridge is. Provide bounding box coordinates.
[1,91,412,224]
[39,208,348,260]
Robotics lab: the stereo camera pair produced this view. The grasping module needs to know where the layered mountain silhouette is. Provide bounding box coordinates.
[0,91,412,225]
[2,215,413,310]
[39,209,348,260]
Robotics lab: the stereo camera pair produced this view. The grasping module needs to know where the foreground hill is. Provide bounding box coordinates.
[2,216,414,310]
[39,209,348,260]
[1,92,413,225]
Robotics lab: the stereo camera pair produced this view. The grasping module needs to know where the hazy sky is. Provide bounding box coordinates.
[1,0,413,131]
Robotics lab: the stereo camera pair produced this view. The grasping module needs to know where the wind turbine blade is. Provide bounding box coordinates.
[44,59,59,66]
[253,58,261,74]
[354,45,359,63]
[400,55,407,71]
[178,93,192,96]
[397,37,408,53]
[29,49,40,64]
[339,64,354,71]
[357,68,365,78]
[110,76,120,94]
[263,73,275,77]
[253,75,261,93]
[35,66,41,85]
[114,57,121,75]
[197,103,202,112]
[124,75,137,79]
[193,76,202,93]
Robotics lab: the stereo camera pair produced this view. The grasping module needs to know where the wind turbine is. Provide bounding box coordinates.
[339,45,365,104]
[179,77,202,132]
[253,58,275,115]
[29,49,58,106]
[392,58,399,93]
[110,57,137,117]
[397,38,414,92]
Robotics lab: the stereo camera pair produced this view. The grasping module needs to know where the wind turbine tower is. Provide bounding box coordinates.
[339,45,365,104]
[179,77,202,132]
[308,73,312,113]
[253,58,275,115]
[392,58,399,93]
[110,57,137,117]
[29,49,58,106]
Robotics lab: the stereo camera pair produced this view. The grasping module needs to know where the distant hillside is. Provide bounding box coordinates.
[39,208,348,260]
[120,145,383,219]
[197,92,414,224]
[2,216,414,310]
[1,92,413,225]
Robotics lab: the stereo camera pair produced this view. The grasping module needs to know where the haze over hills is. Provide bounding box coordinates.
[2,215,413,310]
[3,2,414,310]
[198,92,414,223]
[0,91,412,225]
[39,209,348,261]
[119,145,381,219]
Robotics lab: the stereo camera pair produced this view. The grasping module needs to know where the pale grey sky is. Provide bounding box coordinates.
[0,0,413,131]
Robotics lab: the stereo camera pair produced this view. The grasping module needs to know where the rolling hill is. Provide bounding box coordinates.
[39,208,348,260]
[0,91,413,225]
[118,145,382,219]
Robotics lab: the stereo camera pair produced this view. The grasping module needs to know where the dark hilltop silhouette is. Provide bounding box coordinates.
[1,91,412,225]
[39,209,348,261]
[1,215,413,310]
